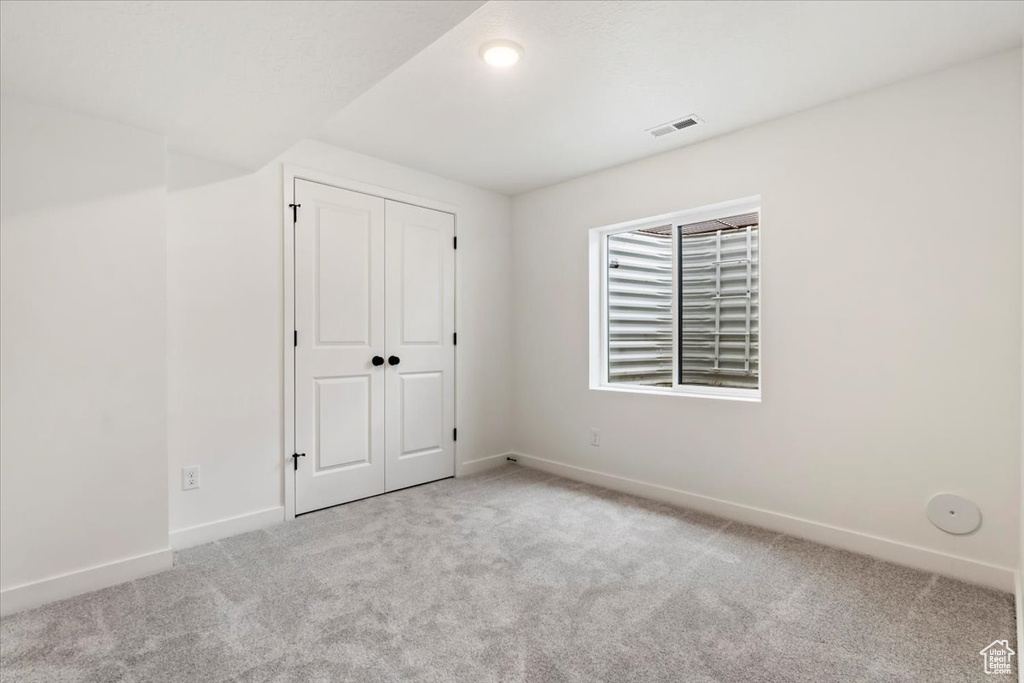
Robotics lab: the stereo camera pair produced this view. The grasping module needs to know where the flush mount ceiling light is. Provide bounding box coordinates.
[480,39,523,68]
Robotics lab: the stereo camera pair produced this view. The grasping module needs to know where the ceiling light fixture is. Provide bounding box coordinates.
[480,39,523,68]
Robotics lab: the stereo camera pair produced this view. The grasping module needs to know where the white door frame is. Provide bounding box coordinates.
[281,164,458,521]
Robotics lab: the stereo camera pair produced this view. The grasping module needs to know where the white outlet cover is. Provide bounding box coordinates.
[183,466,200,491]
[926,493,981,535]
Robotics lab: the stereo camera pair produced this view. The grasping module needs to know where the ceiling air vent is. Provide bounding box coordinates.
[647,115,703,138]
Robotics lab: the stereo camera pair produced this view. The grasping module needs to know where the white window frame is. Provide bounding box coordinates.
[589,196,762,402]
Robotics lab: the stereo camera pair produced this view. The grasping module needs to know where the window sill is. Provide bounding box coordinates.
[590,384,761,403]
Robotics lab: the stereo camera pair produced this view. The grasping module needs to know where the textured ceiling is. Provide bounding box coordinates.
[0,0,484,169]
[1,1,1020,192]
[316,0,1024,194]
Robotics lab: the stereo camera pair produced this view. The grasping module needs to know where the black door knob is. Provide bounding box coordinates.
[372,356,385,366]
[388,355,401,366]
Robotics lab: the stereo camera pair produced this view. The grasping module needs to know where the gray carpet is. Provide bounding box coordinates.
[0,465,1017,682]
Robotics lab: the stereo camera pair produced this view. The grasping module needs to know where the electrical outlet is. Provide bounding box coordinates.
[590,429,600,447]
[183,466,200,491]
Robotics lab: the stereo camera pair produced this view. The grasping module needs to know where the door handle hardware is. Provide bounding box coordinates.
[372,356,385,366]
[291,453,306,471]
[388,355,401,366]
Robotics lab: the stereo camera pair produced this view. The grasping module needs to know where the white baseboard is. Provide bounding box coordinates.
[458,453,512,477]
[512,453,1016,593]
[170,506,285,550]
[0,547,172,616]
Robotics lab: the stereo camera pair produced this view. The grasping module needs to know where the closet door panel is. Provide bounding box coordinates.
[384,200,455,491]
[294,180,386,514]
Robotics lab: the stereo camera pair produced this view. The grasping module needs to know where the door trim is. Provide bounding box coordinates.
[281,164,458,521]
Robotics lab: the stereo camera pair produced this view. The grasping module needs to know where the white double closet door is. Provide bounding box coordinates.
[293,179,455,515]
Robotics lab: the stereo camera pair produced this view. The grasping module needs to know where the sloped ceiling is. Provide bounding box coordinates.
[317,0,1024,194]
[0,0,484,169]
[1,1,1021,193]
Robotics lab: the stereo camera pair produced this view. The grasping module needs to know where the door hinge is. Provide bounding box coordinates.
[294,330,298,347]
[453,332,457,346]
[453,428,457,442]
[289,203,300,223]
[453,235,457,249]
[291,452,306,471]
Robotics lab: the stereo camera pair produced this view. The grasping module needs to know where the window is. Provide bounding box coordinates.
[589,197,760,401]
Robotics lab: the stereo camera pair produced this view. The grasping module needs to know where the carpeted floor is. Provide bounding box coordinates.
[0,465,1017,682]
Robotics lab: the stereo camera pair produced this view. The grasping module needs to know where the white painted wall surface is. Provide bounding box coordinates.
[510,51,1023,573]
[166,154,281,537]
[3,48,1017,604]
[1019,46,1024,678]
[166,141,513,536]
[0,99,170,593]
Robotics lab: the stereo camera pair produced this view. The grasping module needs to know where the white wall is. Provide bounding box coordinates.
[2,46,1016,610]
[1019,46,1024,676]
[167,140,513,537]
[0,99,170,600]
[0,95,514,604]
[511,50,1023,579]
[166,155,281,537]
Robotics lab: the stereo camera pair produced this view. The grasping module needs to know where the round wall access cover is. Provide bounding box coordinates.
[926,493,981,535]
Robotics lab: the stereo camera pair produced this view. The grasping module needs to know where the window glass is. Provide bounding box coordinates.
[606,227,673,387]
[678,214,759,390]
[598,203,760,399]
